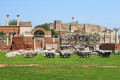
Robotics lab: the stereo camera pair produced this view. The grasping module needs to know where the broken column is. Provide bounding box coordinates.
[6,15,9,26]
[34,37,36,49]
[114,28,119,43]
[17,15,20,26]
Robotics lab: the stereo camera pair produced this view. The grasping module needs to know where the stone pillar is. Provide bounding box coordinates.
[17,15,20,26]
[52,35,55,42]
[6,35,9,46]
[114,28,119,43]
[34,37,36,49]
[6,15,9,26]
[108,29,114,43]
[103,29,107,43]
[43,37,45,50]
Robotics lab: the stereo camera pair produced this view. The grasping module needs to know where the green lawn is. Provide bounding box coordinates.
[0,51,120,80]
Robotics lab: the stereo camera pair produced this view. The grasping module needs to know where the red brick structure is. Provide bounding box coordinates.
[11,37,34,50]
[100,43,120,50]
[19,22,32,27]
[32,27,51,35]
[0,26,19,35]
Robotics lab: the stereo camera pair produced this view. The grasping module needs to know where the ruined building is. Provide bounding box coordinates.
[0,15,59,50]
[0,15,119,51]
[49,20,118,43]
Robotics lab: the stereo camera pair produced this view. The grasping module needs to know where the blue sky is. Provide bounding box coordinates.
[0,0,120,30]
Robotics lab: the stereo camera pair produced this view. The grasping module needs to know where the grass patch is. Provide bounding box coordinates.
[0,51,120,66]
[0,66,120,80]
[0,51,120,80]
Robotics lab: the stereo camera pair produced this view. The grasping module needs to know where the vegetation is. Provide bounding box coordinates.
[51,29,58,38]
[0,32,6,40]
[35,23,49,30]
[9,19,17,25]
[0,51,120,80]
[0,66,120,80]
[34,30,45,35]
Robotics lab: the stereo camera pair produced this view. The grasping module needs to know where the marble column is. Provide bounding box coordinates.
[34,37,36,49]
[6,35,9,46]
[6,15,9,26]
[17,15,20,26]
[114,28,119,43]
[108,29,114,43]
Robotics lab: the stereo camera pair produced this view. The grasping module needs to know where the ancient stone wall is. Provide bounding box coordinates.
[19,27,32,35]
[61,23,70,31]
[45,37,60,50]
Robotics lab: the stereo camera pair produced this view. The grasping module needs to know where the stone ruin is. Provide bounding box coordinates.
[60,33,101,51]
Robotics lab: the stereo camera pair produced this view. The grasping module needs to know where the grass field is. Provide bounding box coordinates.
[0,51,120,80]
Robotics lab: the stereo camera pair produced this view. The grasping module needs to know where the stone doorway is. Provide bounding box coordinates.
[34,36,45,50]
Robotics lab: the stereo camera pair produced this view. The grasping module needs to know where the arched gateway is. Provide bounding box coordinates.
[32,27,52,49]
[32,28,49,35]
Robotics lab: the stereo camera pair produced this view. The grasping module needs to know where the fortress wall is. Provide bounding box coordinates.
[76,24,84,30]
[85,24,106,34]
[61,23,70,31]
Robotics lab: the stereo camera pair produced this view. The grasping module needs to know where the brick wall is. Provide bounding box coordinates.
[0,26,19,34]
[11,37,34,50]
[100,43,120,50]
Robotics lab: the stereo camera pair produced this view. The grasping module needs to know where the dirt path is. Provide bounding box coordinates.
[0,64,120,68]
[0,64,6,68]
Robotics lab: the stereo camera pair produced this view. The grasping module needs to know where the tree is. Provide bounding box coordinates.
[34,30,45,35]
[0,31,6,38]
[9,19,17,25]
[51,29,58,38]
[0,31,6,35]
[35,23,49,30]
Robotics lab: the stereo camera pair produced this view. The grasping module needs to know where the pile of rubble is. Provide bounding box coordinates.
[60,33,100,50]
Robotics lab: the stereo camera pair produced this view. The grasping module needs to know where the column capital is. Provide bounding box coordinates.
[17,14,20,17]
[114,28,119,31]
[6,15,9,17]
[103,29,108,33]
[108,29,114,33]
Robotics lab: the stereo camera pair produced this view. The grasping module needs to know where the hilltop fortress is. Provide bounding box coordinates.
[49,20,107,33]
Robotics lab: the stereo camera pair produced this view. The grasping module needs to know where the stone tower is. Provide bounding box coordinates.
[70,21,78,32]
[54,20,61,31]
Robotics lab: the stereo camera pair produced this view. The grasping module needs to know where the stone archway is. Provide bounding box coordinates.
[32,28,47,49]
[32,28,47,35]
